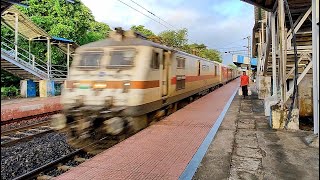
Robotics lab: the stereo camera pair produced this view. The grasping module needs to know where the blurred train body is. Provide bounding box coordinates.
[52,29,238,145]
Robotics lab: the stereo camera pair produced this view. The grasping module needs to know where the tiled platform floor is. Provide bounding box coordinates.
[1,96,61,122]
[55,79,239,180]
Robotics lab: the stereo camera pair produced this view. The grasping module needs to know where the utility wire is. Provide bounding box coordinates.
[116,0,171,29]
[116,0,245,58]
[116,0,204,45]
[129,0,176,29]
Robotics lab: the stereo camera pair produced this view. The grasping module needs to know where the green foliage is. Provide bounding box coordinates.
[78,21,111,45]
[1,0,111,92]
[158,28,188,48]
[130,25,155,38]
[181,43,222,63]
[1,71,21,87]
[1,86,20,98]
[18,0,93,42]
[199,49,222,63]
[2,0,224,93]
[15,0,111,65]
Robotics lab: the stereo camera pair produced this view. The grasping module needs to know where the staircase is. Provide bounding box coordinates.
[1,37,68,81]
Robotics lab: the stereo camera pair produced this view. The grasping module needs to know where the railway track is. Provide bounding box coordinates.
[12,136,117,180]
[1,111,60,126]
[1,120,53,147]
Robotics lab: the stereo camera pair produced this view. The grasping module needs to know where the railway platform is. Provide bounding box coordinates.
[1,96,61,122]
[193,87,319,179]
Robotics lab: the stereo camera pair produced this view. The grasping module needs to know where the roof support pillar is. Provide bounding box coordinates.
[67,43,70,77]
[28,39,31,60]
[271,12,277,97]
[47,38,51,79]
[278,0,287,107]
[312,0,319,135]
[14,12,18,60]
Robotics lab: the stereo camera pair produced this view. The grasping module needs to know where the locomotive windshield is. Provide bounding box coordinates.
[107,49,135,68]
[77,51,103,69]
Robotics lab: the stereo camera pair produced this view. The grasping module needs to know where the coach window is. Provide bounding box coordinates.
[77,51,103,69]
[108,49,135,68]
[177,57,185,69]
[198,61,201,76]
[214,65,218,76]
[176,75,186,90]
[151,51,160,69]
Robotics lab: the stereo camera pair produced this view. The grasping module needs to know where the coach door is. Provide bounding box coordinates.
[161,51,170,97]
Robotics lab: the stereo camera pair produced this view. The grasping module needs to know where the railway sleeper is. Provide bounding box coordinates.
[57,165,73,171]
[37,175,54,180]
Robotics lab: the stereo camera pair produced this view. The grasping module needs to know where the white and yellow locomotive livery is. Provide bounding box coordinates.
[52,28,237,147]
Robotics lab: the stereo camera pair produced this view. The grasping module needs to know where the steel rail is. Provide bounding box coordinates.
[12,136,110,180]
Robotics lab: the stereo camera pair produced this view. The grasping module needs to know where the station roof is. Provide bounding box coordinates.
[1,0,26,14]
[1,6,49,40]
[241,0,277,12]
[1,6,78,53]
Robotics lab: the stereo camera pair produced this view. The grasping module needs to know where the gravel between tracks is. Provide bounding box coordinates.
[1,116,51,132]
[1,132,74,180]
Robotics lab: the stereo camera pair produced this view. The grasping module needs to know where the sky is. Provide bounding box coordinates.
[81,0,254,65]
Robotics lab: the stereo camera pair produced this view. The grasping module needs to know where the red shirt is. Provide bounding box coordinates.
[240,75,249,86]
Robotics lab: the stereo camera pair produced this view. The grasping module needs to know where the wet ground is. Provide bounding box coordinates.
[193,92,319,180]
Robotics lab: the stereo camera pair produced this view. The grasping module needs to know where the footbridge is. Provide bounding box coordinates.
[1,6,78,82]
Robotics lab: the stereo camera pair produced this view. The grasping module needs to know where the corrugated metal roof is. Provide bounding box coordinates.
[52,36,74,43]
[1,0,26,14]
[1,6,49,40]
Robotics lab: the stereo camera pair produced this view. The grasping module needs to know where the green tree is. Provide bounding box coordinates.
[1,0,111,92]
[78,21,111,45]
[199,49,222,63]
[158,28,188,48]
[18,0,94,43]
[130,25,155,38]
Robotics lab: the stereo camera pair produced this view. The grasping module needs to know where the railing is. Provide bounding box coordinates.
[1,37,68,80]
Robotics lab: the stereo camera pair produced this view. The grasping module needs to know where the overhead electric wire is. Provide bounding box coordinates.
[213,38,246,50]
[116,0,171,29]
[129,0,176,29]
[116,0,205,45]
[116,0,246,58]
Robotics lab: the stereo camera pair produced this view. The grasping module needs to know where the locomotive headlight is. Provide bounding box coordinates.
[72,82,80,88]
[93,82,107,89]
[123,81,131,93]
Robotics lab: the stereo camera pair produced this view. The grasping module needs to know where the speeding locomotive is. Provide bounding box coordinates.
[51,28,238,148]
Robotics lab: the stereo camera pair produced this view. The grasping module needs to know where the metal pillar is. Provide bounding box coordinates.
[271,12,277,97]
[312,0,319,135]
[67,43,70,76]
[28,39,31,60]
[14,13,18,60]
[278,0,287,107]
[47,38,51,79]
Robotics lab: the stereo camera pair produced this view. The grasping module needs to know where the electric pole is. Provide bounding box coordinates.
[244,36,252,77]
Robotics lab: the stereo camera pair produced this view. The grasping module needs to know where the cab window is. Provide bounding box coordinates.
[77,52,103,69]
[108,49,135,68]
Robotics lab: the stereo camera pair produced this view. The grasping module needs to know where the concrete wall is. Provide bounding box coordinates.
[298,74,313,117]
[258,76,271,99]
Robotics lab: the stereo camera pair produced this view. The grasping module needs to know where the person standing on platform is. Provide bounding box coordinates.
[240,71,249,99]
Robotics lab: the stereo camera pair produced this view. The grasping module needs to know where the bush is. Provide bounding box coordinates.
[1,86,19,98]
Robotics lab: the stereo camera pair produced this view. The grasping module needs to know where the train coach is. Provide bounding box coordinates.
[52,28,238,148]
